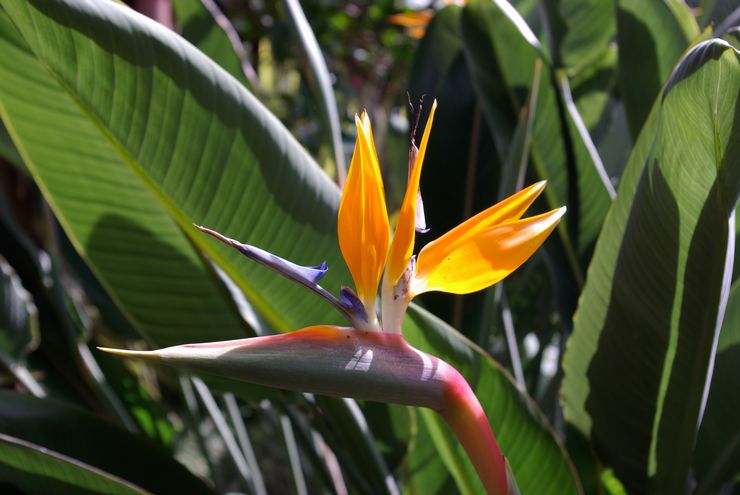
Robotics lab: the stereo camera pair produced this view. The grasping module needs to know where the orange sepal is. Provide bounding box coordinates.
[413,206,565,295]
[338,112,390,309]
[386,100,437,285]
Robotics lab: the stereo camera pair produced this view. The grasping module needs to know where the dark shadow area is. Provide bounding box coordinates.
[0,390,213,495]
[411,51,499,331]
[616,9,661,138]
[694,342,740,488]
[178,7,212,46]
[655,178,730,493]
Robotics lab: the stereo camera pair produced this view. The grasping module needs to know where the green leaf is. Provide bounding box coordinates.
[693,280,740,493]
[402,409,457,494]
[569,45,618,131]
[0,6,249,347]
[0,0,348,347]
[462,0,613,270]
[561,40,740,494]
[0,434,147,495]
[172,0,252,90]
[405,305,582,494]
[0,390,215,494]
[616,0,700,138]
[540,0,616,74]
[94,349,175,447]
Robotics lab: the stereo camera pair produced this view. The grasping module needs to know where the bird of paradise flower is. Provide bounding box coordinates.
[101,100,564,494]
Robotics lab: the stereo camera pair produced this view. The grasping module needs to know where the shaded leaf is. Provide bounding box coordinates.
[616,0,700,137]
[562,40,740,494]
[693,279,740,493]
[540,0,616,74]
[0,5,250,347]
[0,390,215,494]
[172,0,252,89]
[0,433,147,495]
[402,409,456,495]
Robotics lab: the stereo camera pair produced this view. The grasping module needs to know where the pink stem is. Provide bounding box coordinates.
[438,366,509,494]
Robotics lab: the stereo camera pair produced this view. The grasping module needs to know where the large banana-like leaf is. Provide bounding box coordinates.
[561,40,740,494]
[461,0,614,269]
[616,0,700,138]
[540,0,615,74]
[0,0,582,490]
[0,0,345,344]
[0,391,215,494]
[0,435,146,495]
[0,8,250,347]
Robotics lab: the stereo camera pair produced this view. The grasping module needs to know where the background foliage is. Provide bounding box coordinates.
[0,0,738,494]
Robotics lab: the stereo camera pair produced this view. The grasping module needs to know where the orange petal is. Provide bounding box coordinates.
[413,181,547,272]
[338,112,390,309]
[386,100,437,285]
[413,207,566,295]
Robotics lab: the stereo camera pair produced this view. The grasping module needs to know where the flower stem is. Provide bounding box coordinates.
[438,368,509,494]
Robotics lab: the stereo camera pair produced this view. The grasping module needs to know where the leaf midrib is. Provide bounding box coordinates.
[13,13,292,333]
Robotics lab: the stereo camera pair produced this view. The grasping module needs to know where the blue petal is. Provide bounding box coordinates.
[339,287,368,322]
[196,225,366,327]
[240,243,328,284]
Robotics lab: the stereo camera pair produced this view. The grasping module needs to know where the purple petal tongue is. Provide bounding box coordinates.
[196,225,366,327]
[195,225,327,284]
[339,286,368,322]
[239,243,328,284]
